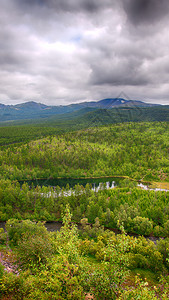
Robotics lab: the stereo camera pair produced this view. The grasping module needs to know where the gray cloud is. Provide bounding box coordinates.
[0,0,168,105]
[90,57,150,86]
[122,0,169,25]
[16,0,115,12]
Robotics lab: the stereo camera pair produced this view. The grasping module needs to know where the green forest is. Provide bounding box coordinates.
[0,122,168,181]
[0,120,169,299]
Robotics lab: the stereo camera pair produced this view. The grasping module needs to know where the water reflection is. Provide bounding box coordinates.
[42,180,168,198]
[92,181,115,192]
[34,178,169,198]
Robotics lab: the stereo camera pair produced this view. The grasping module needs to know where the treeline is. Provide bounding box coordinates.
[0,122,168,181]
[0,179,169,237]
[63,105,169,129]
[0,125,60,146]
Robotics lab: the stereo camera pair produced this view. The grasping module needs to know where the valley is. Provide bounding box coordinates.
[0,110,169,299]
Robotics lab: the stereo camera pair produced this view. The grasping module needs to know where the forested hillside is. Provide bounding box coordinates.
[0,125,60,146]
[0,122,168,182]
[1,105,169,130]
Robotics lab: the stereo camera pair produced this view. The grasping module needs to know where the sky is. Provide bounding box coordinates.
[0,0,169,106]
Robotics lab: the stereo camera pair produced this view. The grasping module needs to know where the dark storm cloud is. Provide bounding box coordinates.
[90,59,149,87]
[123,0,169,25]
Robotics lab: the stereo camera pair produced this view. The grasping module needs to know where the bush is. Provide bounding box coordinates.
[0,272,24,299]
[130,236,164,272]
[5,218,54,271]
[118,276,159,299]
[87,233,130,299]
[131,216,153,235]
[154,225,163,237]
[6,218,48,246]
[0,228,6,245]
[157,238,169,268]
[0,262,4,278]
[128,253,149,269]
[163,221,169,237]
[17,234,54,271]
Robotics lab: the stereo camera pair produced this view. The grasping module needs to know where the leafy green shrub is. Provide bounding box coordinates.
[14,257,86,300]
[154,225,164,237]
[17,234,54,271]
[54,205,81,265]
[0,262,4,279]
[130,236,164,273]
[129,253,149,269]
[118,276,159,299]
[6,218,48,246]
[47,257,85,300]
[157,238,169,268]
[5,218,54,271]
[87,233,130,299]
[0,272,24,299]
[78,238,92,255]
[0,211,7,222]
[163,220,169,237]
[0,228,6,245]
[131,216,153,235]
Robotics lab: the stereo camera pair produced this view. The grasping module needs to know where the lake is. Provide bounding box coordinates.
[19,176,169,192]
[19,176,121,189]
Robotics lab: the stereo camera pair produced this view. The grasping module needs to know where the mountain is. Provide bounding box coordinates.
[0,98,160,122]
[86,98,158,108]
[15,101,48,110]
[65,98,158,110]
[0,104,5,109]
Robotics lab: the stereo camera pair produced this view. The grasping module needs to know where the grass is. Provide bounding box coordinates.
[130,268,159,285]
[149,182,169,190]
[83,253,159,288]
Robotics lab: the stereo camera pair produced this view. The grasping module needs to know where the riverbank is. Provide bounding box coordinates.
[0,220,160,243]
[149,181,169,190]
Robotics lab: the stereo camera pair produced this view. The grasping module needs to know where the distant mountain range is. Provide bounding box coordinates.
[0,98,160,121]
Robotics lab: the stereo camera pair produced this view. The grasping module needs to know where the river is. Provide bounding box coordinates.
[0,220,159,244]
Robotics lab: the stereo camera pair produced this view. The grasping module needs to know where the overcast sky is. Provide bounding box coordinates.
[0,0,169,106]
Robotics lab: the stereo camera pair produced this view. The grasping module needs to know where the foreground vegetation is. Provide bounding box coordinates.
[1,207,169,299]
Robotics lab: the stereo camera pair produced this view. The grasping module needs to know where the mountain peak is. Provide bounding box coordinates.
[15,101,47,110]
[96,98,159,108]
[97,98,128,108]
